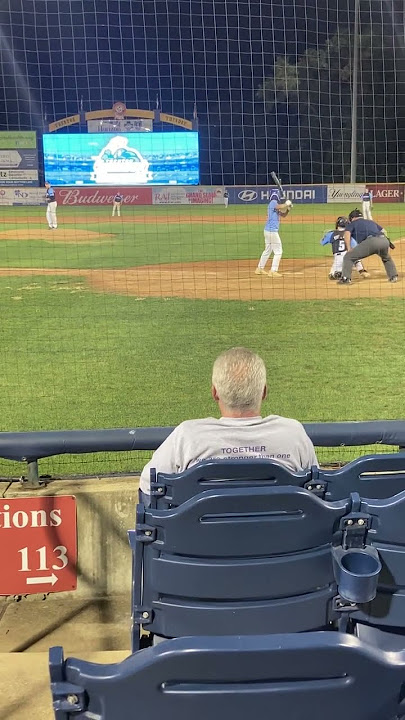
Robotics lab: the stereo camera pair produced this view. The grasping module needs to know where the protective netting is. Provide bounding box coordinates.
[0,0,403,478]
[0,0,403,183]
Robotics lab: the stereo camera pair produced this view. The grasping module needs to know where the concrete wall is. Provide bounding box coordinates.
[3,476,140,599]
[0,477,140,654]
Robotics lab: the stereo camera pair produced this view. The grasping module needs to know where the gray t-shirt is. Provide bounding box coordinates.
[139,414,318,494]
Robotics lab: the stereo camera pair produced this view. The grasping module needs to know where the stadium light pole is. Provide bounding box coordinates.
[350,0,360,183]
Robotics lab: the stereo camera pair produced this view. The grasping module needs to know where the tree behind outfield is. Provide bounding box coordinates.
[257,27,403,183]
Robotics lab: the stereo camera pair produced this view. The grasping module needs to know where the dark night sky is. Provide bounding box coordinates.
[0,0,402,183]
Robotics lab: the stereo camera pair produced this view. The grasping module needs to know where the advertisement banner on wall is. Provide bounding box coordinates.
[0,186,153,206]
[0,169,39,186]
[0,187,46,205]
[0,131,37,149]
[55,186,152,206]
[228,186,327,204]
[327,185,366,203]
[0,131,38,185]
[368,184,404,203]
[152,186,224,205]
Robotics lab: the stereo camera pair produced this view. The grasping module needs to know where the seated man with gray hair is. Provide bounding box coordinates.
[139,347,318,497]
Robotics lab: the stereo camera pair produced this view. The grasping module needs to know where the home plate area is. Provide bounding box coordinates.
[87,254,405,301]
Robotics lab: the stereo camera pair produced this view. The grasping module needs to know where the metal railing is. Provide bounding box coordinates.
[1,420,405,487]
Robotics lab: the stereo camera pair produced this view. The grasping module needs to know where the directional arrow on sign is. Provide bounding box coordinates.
[26,573,58,586]
[0,150,22,168]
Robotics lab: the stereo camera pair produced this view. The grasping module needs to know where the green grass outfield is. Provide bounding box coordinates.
[0,202,404,476]
[0,202,404,268]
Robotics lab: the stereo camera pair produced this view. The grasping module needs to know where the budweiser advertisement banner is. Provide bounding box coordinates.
[55,187,153,205]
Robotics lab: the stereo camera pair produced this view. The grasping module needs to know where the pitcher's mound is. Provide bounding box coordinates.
[0,228,113,244]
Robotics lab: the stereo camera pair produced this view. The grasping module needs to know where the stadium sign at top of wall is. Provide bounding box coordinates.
[228,186,327,204]
[87,118,153,132]
[327,184,366,203]
[0,131,37,149]
[152,187,224,205]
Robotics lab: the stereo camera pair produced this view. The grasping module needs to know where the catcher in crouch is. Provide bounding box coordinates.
[320,216,369,280]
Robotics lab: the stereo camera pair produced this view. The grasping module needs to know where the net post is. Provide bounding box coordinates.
[26,460,40,488]
[350,0,360,183]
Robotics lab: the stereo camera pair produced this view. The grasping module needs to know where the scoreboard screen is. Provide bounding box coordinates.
[43,132,199,186]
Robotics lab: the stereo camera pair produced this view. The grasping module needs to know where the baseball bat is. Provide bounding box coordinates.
[271,171,285,196]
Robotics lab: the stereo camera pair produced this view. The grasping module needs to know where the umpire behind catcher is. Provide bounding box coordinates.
[338,209,398,284]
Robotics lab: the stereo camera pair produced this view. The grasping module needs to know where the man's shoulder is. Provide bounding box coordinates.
[263,414,307,432]
[176,417,217,432]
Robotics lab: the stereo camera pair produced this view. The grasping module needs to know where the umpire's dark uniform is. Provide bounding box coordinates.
[341,217,397,282]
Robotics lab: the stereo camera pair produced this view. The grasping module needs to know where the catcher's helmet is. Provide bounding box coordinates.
[348,208,363,222]
[335,216,348,229]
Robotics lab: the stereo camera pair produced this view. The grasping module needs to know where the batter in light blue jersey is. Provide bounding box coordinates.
[255,190,292,278]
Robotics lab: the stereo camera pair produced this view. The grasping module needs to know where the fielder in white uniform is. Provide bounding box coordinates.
[361,190,373,220]
[139,347,318,498]
[223,190,229,208]
[45,181,57,229]
[255,190,292,278]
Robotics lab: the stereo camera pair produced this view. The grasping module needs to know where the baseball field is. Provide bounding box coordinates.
[0,201,404,475]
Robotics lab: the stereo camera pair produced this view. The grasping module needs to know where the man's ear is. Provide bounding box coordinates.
[262,385,267,400]
[211,384,219,402]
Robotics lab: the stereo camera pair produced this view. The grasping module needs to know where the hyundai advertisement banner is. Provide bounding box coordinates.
[43,132,200,186]
[228,185,327,204]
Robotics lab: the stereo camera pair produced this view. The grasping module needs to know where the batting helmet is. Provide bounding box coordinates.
[348,208,363,222]
[335,216,348,229]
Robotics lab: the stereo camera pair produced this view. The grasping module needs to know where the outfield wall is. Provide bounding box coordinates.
[0,183,404,205]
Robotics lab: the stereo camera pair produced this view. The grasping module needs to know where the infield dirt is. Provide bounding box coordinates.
[0,245,403,301]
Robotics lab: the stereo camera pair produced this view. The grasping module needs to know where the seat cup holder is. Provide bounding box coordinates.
[332,546,381,604]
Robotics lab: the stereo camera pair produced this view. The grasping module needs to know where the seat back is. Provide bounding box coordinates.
[319,452,405,500]
[150,454,405,510]
[130,486,349,646]
[49,633,405,720]
[150,459,313,508]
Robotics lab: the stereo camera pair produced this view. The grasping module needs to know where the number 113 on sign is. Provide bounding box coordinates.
[18,545,69,572]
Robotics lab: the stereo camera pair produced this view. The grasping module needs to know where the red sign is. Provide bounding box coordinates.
[0,496,77,595]
[368,184,404,203]
[55,187,152,206]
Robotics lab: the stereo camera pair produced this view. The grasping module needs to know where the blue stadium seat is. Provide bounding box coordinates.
[130,486,366,650]
[318,452,405,501]
[49,633,405,720]
[149,458,313,508]
[149,454,405,509]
